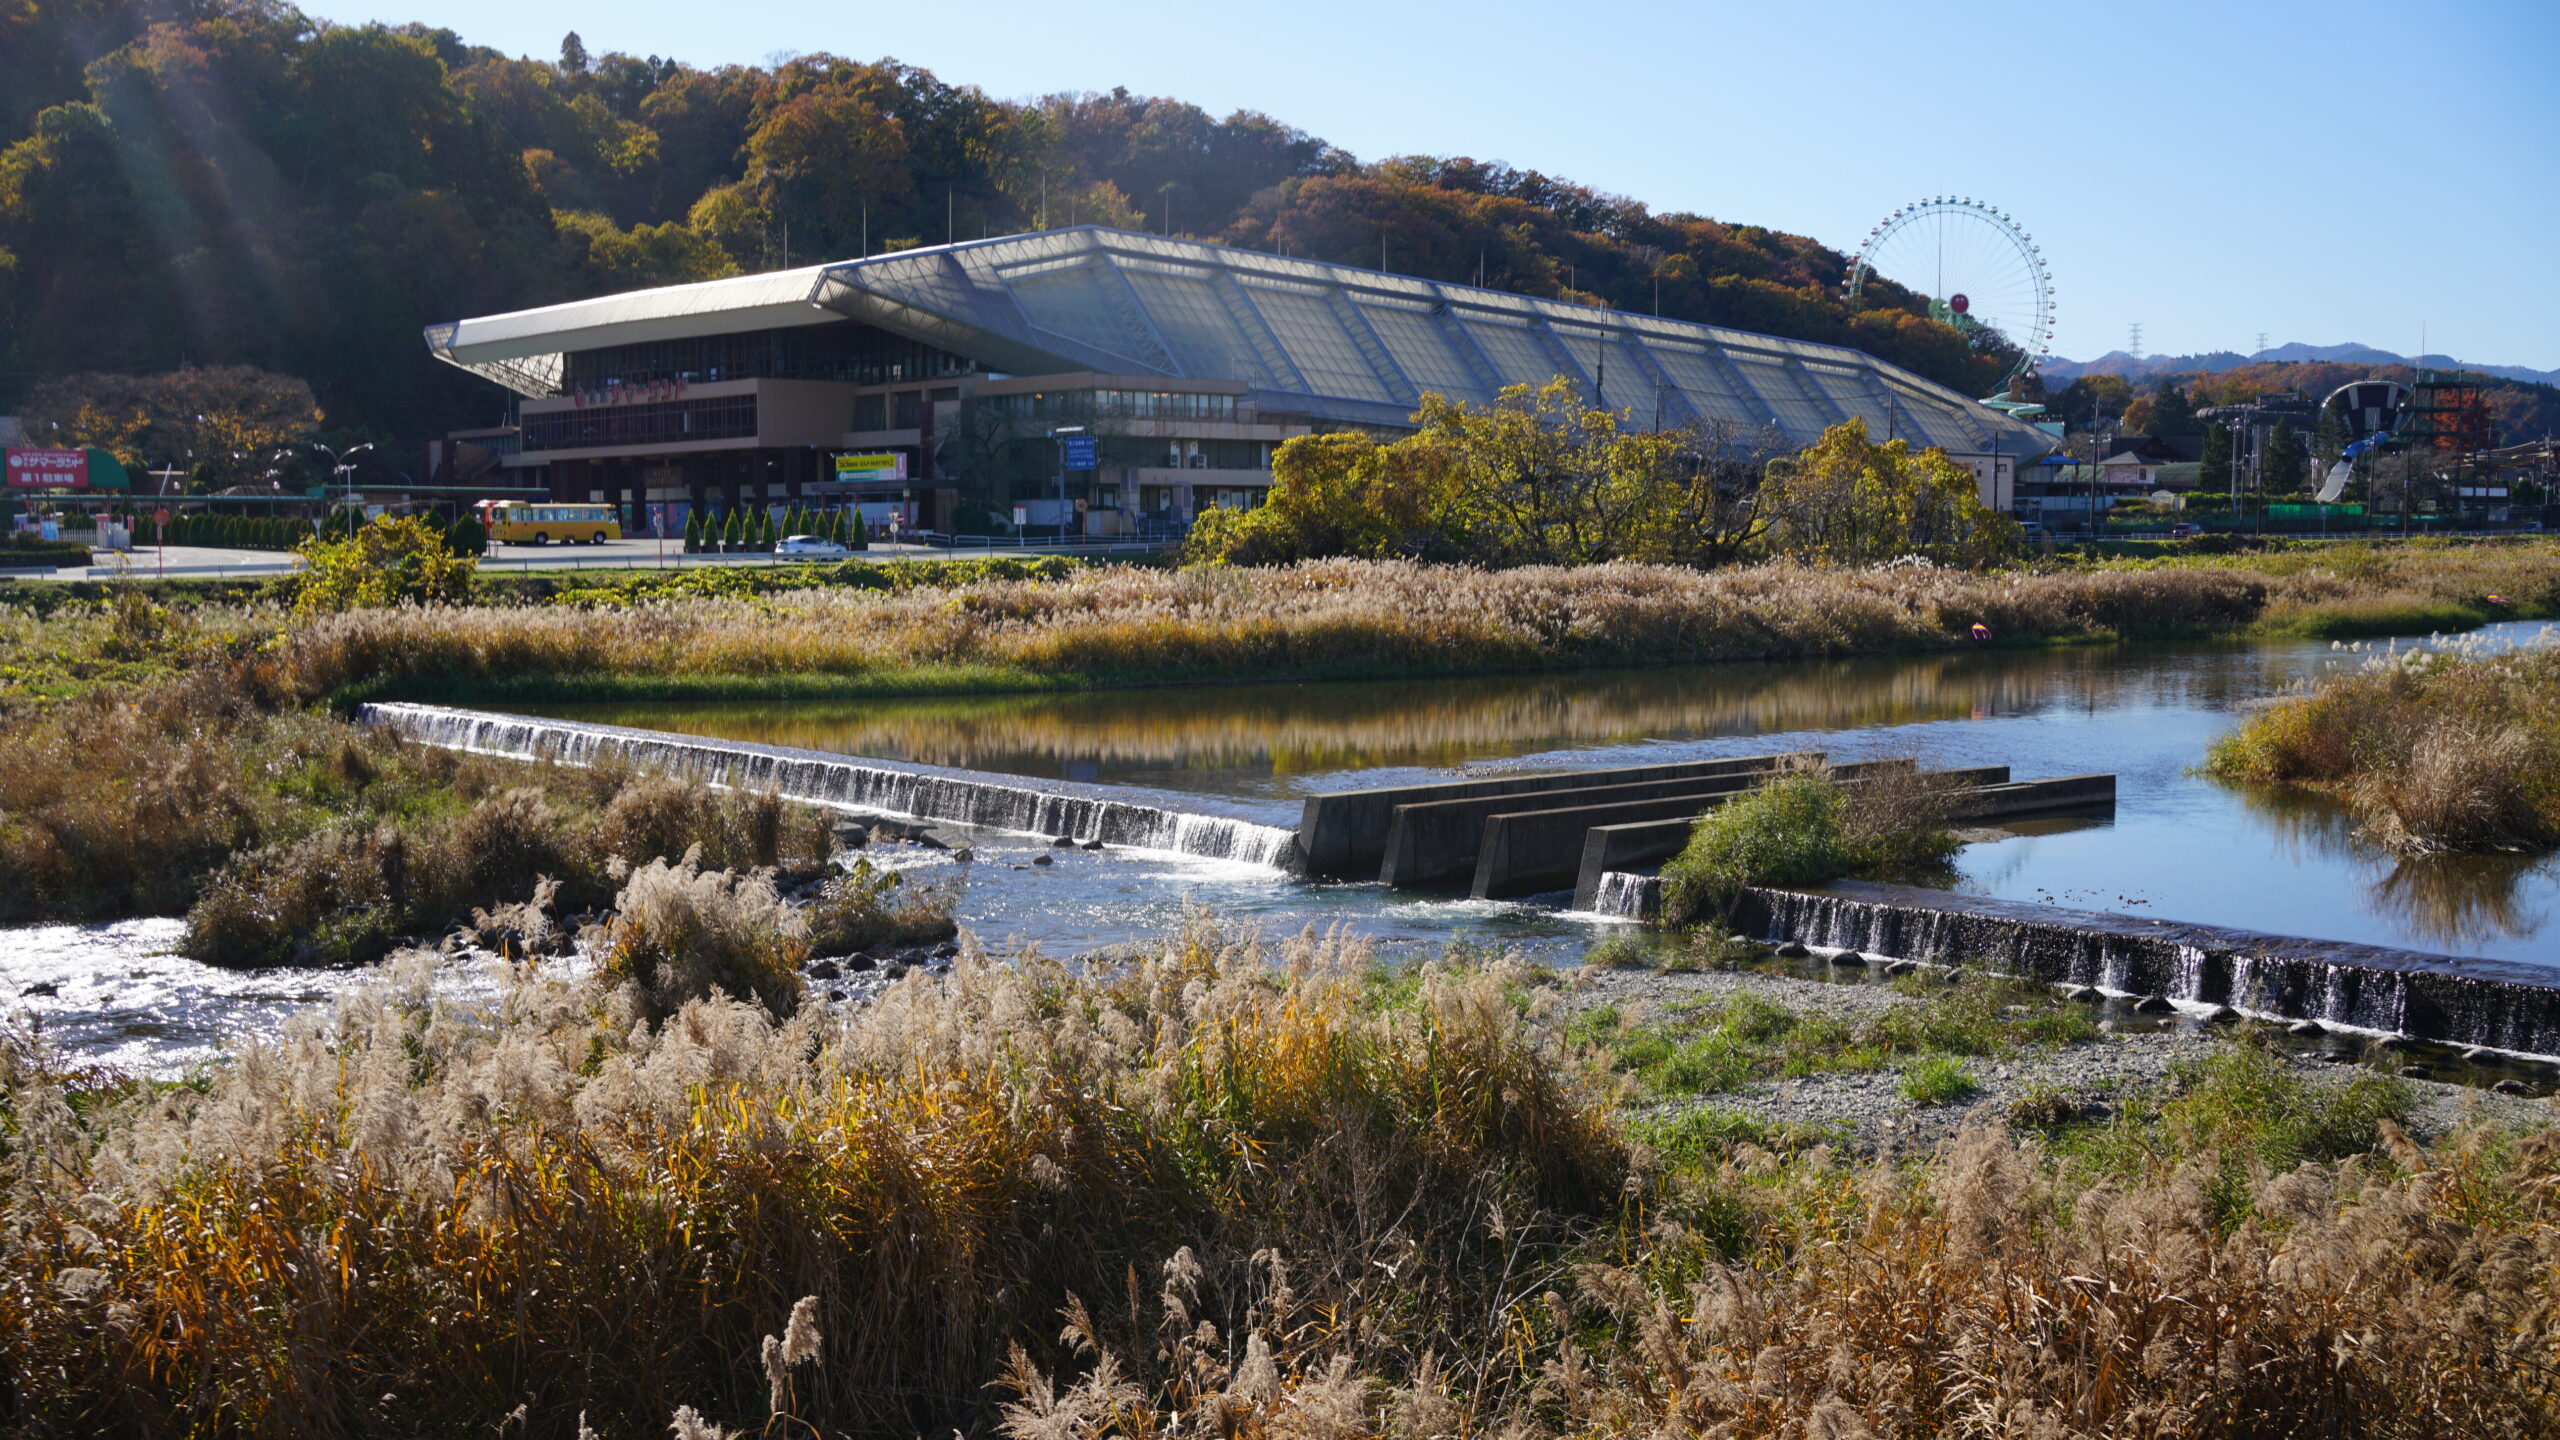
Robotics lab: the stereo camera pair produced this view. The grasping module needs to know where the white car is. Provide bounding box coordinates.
[774,534,849,559]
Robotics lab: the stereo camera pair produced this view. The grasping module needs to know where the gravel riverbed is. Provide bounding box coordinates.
[1556,959,2553,1155]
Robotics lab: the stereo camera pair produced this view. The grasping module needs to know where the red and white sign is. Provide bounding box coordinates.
[4,449,86,490]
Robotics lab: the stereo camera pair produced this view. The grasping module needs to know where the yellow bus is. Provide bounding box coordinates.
[481,501,621,545]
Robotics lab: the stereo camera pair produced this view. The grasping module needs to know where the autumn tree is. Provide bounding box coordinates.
[22,367,323,488]
[1757,418,2019,566]
[1185,379,1786,568]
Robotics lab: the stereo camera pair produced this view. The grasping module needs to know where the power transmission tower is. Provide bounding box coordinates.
[2128,323,2143,361]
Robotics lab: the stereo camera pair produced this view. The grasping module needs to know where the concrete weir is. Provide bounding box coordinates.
[1589,876,2560,1058]
[1567,772,2115,911]
[1471,763,2008,899]
[1299,752,1814,880]
[359,702,1302,867]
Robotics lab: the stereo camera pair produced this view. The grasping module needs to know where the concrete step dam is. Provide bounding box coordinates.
[1584,873,2560,1060]
[359,703,1303,868]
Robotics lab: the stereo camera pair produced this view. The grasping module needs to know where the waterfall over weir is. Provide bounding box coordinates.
[360,703,1303,869]
[1586,872,2560,1056]
[1755,881,2560,1057]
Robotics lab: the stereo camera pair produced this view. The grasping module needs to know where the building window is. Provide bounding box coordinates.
[852,394,886,431]
[982,388,1238,423]
[561,323,978,390]
[892,391,923,429]
[522,394,759,452]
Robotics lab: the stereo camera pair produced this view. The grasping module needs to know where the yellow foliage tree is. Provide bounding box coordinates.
[1758,418,2019,566]
[294,516,478,615]
[1186,378,1777,567]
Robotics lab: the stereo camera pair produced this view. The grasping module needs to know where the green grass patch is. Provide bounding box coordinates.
[1574,977,2091,1101]
[2255,597,2493,639]
[2054,1037,2415,1226]
[1898,1054,1977,1106]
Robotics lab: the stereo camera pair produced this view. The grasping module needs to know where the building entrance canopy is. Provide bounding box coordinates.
[427,228,2051,461]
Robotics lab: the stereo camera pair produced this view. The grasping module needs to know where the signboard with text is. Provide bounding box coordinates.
[4,449,87,490]
[834,452,907,481]
[1061,436,1098,470]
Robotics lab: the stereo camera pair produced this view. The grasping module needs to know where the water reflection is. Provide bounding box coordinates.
[2228,782,2553,948]
[523,639,2331,801]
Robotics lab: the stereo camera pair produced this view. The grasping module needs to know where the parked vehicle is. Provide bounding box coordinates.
[479,500,619,545]
[775,534,849,559]
[2169,523,2200,537]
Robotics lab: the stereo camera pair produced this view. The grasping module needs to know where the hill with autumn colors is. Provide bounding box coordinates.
[2029,360,2560,444]
[0,0,2015,455]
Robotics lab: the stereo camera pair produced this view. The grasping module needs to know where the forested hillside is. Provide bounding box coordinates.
[0,0,2011,454]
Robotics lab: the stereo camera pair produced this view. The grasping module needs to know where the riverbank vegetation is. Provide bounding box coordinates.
[2211,637,2560,854]
[23,532,2560,711]
[1184,401,2017,571]
[1658,767,1966,924]
[0,657,946,968]
[8,919,2558,1436]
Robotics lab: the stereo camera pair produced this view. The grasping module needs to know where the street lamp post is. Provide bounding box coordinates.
[308,442,374,535]
[1049,425,1087,544]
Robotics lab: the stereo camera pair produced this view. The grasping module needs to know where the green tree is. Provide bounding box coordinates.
[721,509,743,550]
[2313,395,2352,471]
[684,510,704,552]
[293,516,478,615]
[2200,424,2234,495]
[2150,383,2201,441]
[2053,375,2133,430]
[446,515,488,556]
[2265,420,2310,494]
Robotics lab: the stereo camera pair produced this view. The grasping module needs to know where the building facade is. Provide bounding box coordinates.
[425,227,2055,536]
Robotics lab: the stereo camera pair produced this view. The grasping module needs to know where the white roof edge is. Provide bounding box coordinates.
[431,264,840,364]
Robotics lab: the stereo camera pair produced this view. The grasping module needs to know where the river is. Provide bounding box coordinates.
[13,622,2552,1070]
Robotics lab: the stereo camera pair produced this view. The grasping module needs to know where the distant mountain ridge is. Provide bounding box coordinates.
[2044,344,2560,388]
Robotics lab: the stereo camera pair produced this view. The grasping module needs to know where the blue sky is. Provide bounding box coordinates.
[311,0,2560,369]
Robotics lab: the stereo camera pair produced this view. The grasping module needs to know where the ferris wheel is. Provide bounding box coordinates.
[1845,196,2054,392]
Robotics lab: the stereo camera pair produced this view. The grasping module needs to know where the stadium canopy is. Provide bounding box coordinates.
[427,226,2051,457]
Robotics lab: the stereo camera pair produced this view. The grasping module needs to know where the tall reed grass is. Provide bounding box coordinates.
[268,558,2285,706]
[0,663,862,965]
[2,919,1621,1437]
[7,910,2558,1436]
[2210,637,2560,852]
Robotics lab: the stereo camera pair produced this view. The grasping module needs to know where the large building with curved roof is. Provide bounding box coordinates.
[425,226,2049,534]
